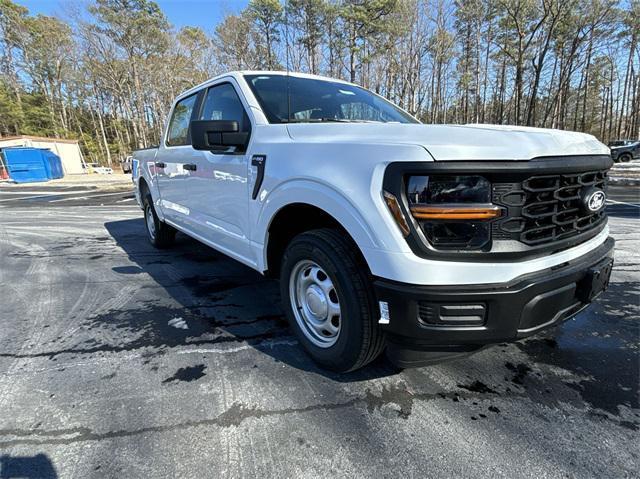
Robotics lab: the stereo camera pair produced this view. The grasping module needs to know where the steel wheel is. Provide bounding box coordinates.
[289,260,341,348]
[280,229,386,371]
[145,204,156,241]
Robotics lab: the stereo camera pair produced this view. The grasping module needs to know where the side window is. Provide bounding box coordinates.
[166,94,197,146]
[200,83,251,133]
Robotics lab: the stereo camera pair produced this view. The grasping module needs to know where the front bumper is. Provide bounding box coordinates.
[375,237,615,367]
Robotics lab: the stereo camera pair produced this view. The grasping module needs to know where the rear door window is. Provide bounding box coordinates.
[166,94,197,146]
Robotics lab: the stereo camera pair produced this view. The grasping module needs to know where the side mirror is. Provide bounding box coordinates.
[191,120,249,152]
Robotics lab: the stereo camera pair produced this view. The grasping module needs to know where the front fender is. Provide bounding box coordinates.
[254,178,404,273]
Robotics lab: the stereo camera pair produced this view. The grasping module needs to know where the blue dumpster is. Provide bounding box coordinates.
[1,147,64,183]
[43,150,64,179]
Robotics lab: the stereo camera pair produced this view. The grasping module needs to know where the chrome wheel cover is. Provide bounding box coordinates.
[289,260,341,348]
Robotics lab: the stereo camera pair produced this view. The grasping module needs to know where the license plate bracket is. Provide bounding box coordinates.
[576,257,613,303]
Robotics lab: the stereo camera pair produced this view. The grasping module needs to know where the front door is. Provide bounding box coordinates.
[154,92,200,231]
[186,81,254,264]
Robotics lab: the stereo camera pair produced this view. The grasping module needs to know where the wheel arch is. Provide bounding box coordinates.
[137,175,149,195]
[261,183,382,277]
[265,203,357,276]
[135,168,166,220]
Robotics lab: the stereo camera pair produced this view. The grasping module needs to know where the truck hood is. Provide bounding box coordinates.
[286,123,609,161]
[610,142,638,150]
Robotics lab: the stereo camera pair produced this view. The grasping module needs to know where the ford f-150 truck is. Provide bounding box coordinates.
[133,71,614,372]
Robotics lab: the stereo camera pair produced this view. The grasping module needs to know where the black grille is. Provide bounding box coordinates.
[418,302,437,323]
[418,302,486,326]
[492,169,608,246]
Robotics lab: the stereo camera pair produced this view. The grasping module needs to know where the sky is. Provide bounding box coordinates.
[16,0,250,32]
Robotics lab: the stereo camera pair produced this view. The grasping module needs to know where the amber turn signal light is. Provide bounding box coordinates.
[383,191,411,236]
[410,205,503,220]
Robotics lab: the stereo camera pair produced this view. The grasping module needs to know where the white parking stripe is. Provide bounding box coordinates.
[607,199,640,208]
[0,190,94,195]
[48,191,133,203]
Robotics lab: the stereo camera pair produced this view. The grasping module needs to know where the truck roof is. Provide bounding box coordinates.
[176,70,355,102]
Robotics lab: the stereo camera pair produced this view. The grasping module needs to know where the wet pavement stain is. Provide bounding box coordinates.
[179,275,264,298]
[0,300,291,361]
[112,266,144,275]
[364,384,414,419]
[457,380,498,394]
[517,286,640,417]
[505,362,532,386]
[163,364,207,383]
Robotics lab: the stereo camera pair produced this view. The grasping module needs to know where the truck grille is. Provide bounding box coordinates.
[492,169,608,246]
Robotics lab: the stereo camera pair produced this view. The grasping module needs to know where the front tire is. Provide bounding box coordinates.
[143,193,175,249]
[621,153,632,163]
[280,228,385,372]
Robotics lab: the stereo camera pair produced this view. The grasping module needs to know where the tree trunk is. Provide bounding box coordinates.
[618,32,636,137]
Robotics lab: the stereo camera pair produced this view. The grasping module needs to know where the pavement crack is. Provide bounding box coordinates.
[0,399,361,447]
[0,330,292,360]
[0,385,514,447]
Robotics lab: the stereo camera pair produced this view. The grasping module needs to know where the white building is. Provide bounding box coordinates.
[0,135,85,175]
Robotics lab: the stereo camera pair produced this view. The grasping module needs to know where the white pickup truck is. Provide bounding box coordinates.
[133,71,614,371]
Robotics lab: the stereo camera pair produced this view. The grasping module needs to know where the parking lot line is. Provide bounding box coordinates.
[606,199,640,208]
[49,191,134,203]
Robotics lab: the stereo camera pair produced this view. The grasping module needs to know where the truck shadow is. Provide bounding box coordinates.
[103,218,397,382]
[0,454,57,479]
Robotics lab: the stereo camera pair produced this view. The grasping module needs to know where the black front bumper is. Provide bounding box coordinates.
[375,237,615,367]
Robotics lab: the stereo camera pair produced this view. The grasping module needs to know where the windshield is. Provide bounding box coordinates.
[608,140,634,147]
[244,74,418,124]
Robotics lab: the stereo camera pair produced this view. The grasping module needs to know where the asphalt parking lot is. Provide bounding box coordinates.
[0,183,638,478]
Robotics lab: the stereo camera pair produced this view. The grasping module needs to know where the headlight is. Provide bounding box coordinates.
[408,175,491,203]
[407,175,502,250]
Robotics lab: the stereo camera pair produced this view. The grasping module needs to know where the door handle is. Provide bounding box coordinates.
[154,161,165,168]
[251,155,266,200]
[183,163,197,171]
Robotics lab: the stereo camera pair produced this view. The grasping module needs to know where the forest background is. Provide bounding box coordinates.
[0,0,638,165]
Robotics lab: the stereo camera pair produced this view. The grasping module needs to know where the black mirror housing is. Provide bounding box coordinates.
[191,120,249,152]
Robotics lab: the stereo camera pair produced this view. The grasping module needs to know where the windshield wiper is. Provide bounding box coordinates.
[287,118,381,123]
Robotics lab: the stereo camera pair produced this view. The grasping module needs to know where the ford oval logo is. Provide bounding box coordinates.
[583,189,606,212]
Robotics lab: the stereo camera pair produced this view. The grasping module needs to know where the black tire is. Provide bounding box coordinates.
[143,192,176,249]
[280,228,385,372]
[621,153,632,163]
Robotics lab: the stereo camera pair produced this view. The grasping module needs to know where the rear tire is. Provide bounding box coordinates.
[280,228,385,372]
[143,192,175,249]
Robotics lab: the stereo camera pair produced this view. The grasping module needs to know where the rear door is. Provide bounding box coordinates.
[184,80,254,263]
[154,92,201,229]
